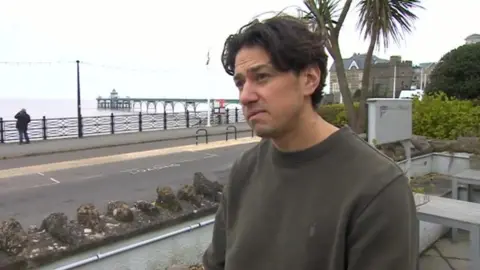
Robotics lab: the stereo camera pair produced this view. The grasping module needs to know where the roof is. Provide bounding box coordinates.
[329,53,388,72]
[465,34,480,40]
[417,62,436,69]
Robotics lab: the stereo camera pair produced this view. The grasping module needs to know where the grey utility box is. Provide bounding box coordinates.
[367,98,413,145]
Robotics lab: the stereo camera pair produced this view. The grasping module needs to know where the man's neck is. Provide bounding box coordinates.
[272,111,339,152]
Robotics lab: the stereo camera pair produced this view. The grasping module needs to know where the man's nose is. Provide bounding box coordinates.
[239,82,258,106]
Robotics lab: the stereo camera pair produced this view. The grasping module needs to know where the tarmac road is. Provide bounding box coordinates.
[0,130,254,170]
[0,141,257,227]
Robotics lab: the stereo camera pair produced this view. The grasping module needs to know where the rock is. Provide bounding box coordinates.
[193,172,224,202]
[177,184,202,207]
[429,139,454,152]
[411,135,433,155]
[107,201,134,222]
[77,203,104,232]
[28,225,40,234]
[0,218,28,255]
[41,213,83,245]
[134,200,159,216]
[156,186,182,212]
[452,137,480,154]
[113,208,134,222]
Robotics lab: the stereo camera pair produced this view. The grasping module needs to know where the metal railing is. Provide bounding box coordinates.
[0,108,245,143]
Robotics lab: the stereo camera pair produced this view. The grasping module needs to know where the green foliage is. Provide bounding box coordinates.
[318,92,480,139]
[426,43,480,100]
[412,92,480,139]
[317,104,349,127]
[410,186,425,194]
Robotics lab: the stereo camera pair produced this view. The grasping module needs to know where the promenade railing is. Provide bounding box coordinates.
[0,108,245,143]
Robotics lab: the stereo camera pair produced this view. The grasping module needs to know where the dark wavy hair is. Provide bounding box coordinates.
[221,14,328,107]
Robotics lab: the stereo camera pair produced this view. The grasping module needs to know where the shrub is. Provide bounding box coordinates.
[317,104,349,127]
[412,92,480,139]
[317,92,480,140]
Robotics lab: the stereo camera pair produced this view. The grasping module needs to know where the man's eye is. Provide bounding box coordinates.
[235,81,244,90]
[256,73,269,81]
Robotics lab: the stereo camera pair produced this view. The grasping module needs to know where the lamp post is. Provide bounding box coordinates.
[76,60,83,138]
[392,63,397,98]
[206,50,212,127]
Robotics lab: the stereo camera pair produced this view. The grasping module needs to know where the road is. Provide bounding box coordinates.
[0,138,258,227]
[0,130,254,170]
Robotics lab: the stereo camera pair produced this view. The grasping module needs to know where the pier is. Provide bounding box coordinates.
[97,89,240,112]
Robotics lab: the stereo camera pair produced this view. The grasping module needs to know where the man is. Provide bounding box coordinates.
[15,108,31,144]
[202,15,418,270]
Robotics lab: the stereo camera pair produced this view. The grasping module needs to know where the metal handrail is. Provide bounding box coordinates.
[54,218,214,270]
[195,128,208,145]
[225,125,237,141]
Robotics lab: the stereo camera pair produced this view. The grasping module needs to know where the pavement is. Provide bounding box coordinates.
[0,122,252,159]
[0,135,260,227]
[420,230,471,269]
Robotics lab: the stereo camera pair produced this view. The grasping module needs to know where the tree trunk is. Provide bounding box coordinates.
[327,40,356,129]
[356,32,377,133]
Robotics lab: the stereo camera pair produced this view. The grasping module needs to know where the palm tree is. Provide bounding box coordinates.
[302,0,357,129]
[302,0,423,132]
[356,0,423,133]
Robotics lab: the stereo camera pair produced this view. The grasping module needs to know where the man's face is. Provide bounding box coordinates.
[233,46,312,138]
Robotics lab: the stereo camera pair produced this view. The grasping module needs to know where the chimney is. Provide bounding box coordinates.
[390,55,401,65]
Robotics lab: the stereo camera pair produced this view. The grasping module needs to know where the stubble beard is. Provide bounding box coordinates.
[249,119,282,139]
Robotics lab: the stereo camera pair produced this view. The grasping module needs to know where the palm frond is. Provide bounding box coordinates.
[356,0,424,48]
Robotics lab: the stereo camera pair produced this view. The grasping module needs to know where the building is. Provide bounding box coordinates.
[329,53,388,103]
[465,34,480,44]
[369,56,414,98]
[412,62,436,90]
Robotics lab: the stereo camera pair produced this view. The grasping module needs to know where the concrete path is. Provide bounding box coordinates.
[420,230,471,269]
[0,137,259,227]
[0,122,251,159]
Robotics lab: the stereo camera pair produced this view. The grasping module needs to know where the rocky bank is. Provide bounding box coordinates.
[0,172,223,270]
[378,135,480,161]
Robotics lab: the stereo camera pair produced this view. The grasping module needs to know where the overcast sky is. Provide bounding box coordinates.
[0,0,478,100]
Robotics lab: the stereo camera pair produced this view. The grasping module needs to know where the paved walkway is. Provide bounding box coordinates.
[0,123,251,159]
[420,230,470,269]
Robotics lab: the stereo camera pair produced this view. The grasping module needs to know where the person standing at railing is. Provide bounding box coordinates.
[14,108,31,144]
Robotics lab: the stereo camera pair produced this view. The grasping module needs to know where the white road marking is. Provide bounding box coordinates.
[37,172,45,176]
[32,183,56,189]
[79,174,104,180]
[49,177,60,184]
[128,163,180,175]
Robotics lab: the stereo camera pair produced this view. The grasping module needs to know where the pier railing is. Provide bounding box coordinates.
[0,108,245,143]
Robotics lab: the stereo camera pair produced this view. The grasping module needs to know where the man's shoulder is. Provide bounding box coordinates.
[341,132,410,214]
[341,130,404,179]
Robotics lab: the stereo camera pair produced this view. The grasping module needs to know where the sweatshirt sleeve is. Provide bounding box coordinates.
[202,183,228,270]
[347,175,419,270]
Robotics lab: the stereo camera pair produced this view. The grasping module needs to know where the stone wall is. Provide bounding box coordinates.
[378,136,480,161]
[0,172,223,269]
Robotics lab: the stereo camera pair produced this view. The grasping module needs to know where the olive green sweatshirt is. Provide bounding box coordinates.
[203,127,418,270]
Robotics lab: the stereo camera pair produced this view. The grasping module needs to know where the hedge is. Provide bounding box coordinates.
[317,92,480,140]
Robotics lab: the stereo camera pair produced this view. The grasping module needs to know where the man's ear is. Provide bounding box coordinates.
[302,65,321,96]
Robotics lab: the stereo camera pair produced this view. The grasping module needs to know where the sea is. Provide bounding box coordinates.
[0,98,216,120]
